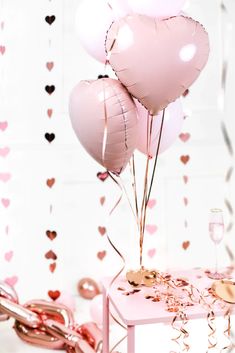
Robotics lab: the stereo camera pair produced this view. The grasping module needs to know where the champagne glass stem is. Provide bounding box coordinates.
[215,243,218,274]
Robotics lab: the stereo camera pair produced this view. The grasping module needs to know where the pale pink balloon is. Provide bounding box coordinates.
[69,78,138,174]
[55,291,76,313]
[106,15,210,115]
[136,99,184,156]
[128,0,186,19]
[75,0,130,63]
[90,294,114,326]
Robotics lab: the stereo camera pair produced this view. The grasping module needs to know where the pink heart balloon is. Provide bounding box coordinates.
[106,15,210,115]
[69,78,138,174]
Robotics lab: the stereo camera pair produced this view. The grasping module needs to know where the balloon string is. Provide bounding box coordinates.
[130,155,139,227]
[139,113,153,267]
[142,109,166,236]
[119,176,139,229]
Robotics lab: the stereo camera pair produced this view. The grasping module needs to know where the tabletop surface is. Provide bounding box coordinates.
[102,268,235,325]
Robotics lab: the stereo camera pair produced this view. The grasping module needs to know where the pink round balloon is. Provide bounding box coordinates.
[69,78,138,174]
[90,294,114,326]
[128,0,186,19]
[106,15,209,115]
[136,99,184,156]
[75,0,130,63]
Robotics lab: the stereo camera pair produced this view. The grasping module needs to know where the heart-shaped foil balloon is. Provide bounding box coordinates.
[69,78,138,174]
[106,15,209,115]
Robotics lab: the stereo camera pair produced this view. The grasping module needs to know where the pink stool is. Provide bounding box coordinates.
[102,268,234,353]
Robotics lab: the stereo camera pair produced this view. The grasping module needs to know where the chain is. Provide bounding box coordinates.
[0,281,102,353]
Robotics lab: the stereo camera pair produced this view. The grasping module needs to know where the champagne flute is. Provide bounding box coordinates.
[207,208,225,279]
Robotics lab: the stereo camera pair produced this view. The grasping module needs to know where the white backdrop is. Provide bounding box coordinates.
[1,0,235,352]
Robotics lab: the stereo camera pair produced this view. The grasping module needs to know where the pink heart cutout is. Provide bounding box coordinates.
[4,251,13,262]
[147,199,156,209]
[0,121,8,131]
[147,248,156,258]
[145,224,158,235]
[0,147,10,157]
[0,45,6,55]
[4,276,18,287]
[1,198,10,208]
[47,109,53,118]
[179,132,191,143]
[97,250,106,261]
[46,61,54,71]
[0,172,11,182]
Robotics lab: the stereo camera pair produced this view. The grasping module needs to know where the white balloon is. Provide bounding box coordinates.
[128,0,186,19]
[75,0,130,63]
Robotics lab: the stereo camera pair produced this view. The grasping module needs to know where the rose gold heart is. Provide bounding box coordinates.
[145,224,157,235]
[179,132,191,142]
[4,251,13,262]
[98,226,106,236]
[46,61,54,71]
[180,155,190,165]
[4,276,18,287]
[47,109,53,118]
[142,269,157,287]
[45,250,57,260]
[49,262,56,273]
[147,248,156,258]
[1,198,10,208]
[183,197,188,206]
[97,250,106,261]
[100,196,105,205]
[97,171,109,182]
[147,199,156,209]
[182,241,190,250]
[48,290,60,301]
[46,178,55,188]
[183,175,188,184]
[46,230,57,241]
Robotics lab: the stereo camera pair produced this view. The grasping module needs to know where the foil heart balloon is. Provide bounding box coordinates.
[69,78,138,174]
[106,15,210,115]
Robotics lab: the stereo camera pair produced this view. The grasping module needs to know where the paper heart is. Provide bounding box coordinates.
[106,15,209,115]
[179,132,191,143]
[0,147,10,157]
[48,290,60,301]
[97,171,109,182]
[49,262,56,273]
[0,45,5,55]
[98,226,106,236]
[183,175,189,184]
[45,250,57,260]
[97,250,106,261]
[46,62,54,71]
[47,109,53,118]
[46,230,57,241]
[145,224,157,235]
[4,276,18,287]
[45,133,55,143]
[45,15,56,25]
[147,248,156,258]
[183,197,188,206]
[0,121,8,131]
[0,172,11,182]
[4,251,13,262]
[100,196,105,206]
[46,178,55,188]
[180,155,190,165]
[126,269,143,287]
[182,241,190,250]
[45,85,55,95]
[147,199,156,209]
[1,198,10,208]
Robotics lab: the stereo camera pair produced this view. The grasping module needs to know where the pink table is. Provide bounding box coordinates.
[102,268,234,353]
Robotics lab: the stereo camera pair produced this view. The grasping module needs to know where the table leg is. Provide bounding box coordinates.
[102,289,109,353]
[127,325,135,353]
